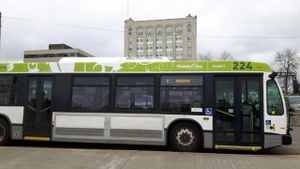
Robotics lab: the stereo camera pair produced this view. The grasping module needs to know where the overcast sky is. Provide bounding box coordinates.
[0,0,300,64]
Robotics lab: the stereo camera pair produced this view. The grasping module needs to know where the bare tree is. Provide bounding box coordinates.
[219,51,234,60]
[274,48,299,94]
[197,52,212,61]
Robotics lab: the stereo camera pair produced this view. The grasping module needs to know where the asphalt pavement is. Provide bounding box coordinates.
[0,127,299,169]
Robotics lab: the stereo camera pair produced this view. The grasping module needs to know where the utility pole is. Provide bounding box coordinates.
[0,12,2,57]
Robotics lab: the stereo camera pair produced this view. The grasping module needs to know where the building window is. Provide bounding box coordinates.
[0,76,17,105]
[137,37,143,43]
[71,77,109,111]
[166,26,173,33]
[166,36,173,42]
[175,26,183,33]
[137,28,144,36]
[128,27,132,35]
[176,44,182,48]
[146,36,153,43]
[147,27,153,35]
[176,51,183,56]
[156,27,163,35]
[166,43,172,50]
[176,44,183,51]
[156,45,162,50]
[166,26,173,36]
[160,75,203,113]
[166,51,172,56]
[116,77,154,110]
[187,24,192,32]
[156,36,163,42]
[146,53,153,58]
[156,51,163,57]
[175,35,182,41]
[147,44,153,50]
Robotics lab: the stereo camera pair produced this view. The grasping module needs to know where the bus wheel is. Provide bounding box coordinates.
[169,122,201,152]
[0,119,10,146]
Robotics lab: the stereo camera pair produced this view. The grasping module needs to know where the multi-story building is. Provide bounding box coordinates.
[124,14,197,61]
[24,44,95,62]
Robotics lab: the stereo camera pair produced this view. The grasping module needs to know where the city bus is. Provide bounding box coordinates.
[0,58,292,151]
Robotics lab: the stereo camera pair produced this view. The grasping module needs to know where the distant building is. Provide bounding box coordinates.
[24,44,95,62]
[124,14,197,61]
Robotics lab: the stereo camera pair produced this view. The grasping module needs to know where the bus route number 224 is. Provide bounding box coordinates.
[233,62,253,70]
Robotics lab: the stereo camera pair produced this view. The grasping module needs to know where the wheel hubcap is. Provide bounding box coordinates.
[176,128,195,147]
[0,124,5,142]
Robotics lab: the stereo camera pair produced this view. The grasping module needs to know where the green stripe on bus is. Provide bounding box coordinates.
[0,61,272,73]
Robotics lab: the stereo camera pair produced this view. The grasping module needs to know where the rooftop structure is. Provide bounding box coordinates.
[24,44,95,62]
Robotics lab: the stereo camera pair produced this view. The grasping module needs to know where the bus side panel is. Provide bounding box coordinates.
[0,106,24,140]
[53,112,105,140]
[0,107,24,125]
[52,112,166,145]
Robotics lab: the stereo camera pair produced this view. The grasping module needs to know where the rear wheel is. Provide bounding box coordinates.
[0,119,10,146]
[169,122,202,152]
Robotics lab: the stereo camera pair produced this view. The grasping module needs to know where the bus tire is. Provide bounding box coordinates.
[169,122,201,152]
[0,118,10,146]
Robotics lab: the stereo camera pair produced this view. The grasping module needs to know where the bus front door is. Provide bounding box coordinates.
[23,77,53,140]
[214,76,262,149]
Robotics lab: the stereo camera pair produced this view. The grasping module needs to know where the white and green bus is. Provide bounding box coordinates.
[0,58,292,151]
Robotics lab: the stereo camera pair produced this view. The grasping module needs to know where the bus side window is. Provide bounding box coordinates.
[160,75,203,113]
[0,76,18,105]
[115,76,155,110]
[267,80,284,115]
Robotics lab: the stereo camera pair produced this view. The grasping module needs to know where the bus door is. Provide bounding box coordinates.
[23,77,53,140]
[214,76,262,148]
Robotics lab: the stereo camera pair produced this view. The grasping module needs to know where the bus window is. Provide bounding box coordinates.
[116,76,154,110]
[71,77,110,111]
[160,75,203,113]
[0,76,17,105]
[267,80,284,115]
[215,79,235,133]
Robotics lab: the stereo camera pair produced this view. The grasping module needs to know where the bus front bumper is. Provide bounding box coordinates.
[282,135,292,145]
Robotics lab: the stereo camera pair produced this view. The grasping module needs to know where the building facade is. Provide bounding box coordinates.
[124,15,197,60]
[24,44,95,62]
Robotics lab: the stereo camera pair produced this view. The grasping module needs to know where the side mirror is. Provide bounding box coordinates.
[269,72,278,80]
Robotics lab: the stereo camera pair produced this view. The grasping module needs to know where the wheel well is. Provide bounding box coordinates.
[0,114,11,131]
[166,119,204,147]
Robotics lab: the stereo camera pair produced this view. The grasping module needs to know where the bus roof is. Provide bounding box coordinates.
[0,59,272,73]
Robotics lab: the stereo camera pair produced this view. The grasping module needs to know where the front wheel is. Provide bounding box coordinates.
[169,122,202,152]
[0,119,10,146]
